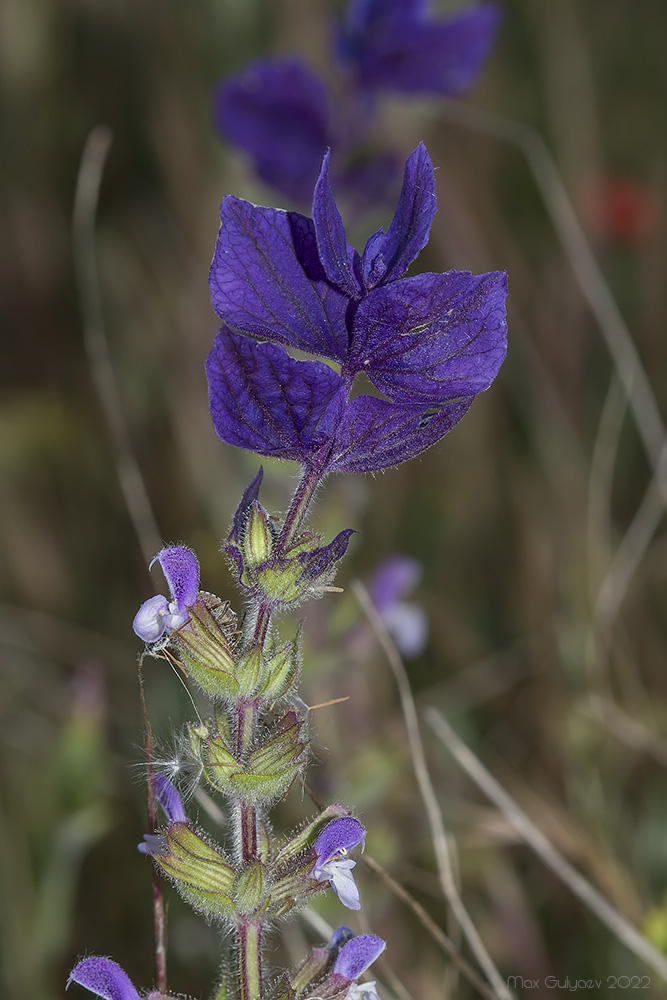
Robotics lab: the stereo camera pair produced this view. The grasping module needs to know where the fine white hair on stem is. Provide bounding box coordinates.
[424,707,667,982]
[73,126,163,568]
[353,580,514,1000]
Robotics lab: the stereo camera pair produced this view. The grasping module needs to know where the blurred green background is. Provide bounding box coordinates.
[2,1,667,998]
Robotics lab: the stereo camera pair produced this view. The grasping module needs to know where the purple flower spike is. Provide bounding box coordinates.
[334,934,386,980]
[132,546,200,643]
[313,817,365,910]
[338,0,501,97]
[67,957,141,1000]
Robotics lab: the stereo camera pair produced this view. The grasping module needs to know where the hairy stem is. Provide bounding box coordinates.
[234,460,328,999]
[238,920,262,1000]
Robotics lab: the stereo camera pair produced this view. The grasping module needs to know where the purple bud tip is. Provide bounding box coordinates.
[67,957,141,1000]
[333,935,386,980]
[329,925,355,954]
[153,775,187,824]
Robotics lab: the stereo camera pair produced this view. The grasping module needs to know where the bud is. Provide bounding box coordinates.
[235,646,265,697]
[151,822,235,919]
[243,501,274,568]
[173,594,240,698]
[259,625,303,700]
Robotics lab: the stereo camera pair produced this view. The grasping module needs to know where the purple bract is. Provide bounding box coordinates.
[207,143,507,474]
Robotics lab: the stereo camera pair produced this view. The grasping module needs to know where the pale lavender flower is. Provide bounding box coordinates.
[312,816,365,910]
[132,547,199,643]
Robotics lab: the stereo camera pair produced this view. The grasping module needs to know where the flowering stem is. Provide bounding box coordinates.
[234,461,327,999]
[276,457,327,553]
[238,920,262,1000]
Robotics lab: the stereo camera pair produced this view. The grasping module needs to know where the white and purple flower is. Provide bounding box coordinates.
[132,547,199,643]
[312,816,366,910]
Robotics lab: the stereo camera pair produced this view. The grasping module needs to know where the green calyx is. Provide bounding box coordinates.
[191,709,308,804]
[173,595,239,697]
[242,502,274,568]
[152,822,235,917]
[235,861,268,915]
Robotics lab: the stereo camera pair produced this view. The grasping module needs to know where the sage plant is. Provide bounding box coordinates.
[68,142,507,1000]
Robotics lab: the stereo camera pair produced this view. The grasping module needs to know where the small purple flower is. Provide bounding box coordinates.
[132,547,199,643]
[334,933,386,999]
[138,776,187,856]
[67,958,141,1000]
[312,817,365,910]
[371,555,427,658]
[338,0,501,96]
[207,143,507,474]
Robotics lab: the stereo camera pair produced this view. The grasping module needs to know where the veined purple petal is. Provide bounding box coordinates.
[313,151,361,299]
[330,394,473,473]
[154,775,187,824]
[67,958,141,1000]
[315,817,365,863]
[132,594,170,643]
[153,547,200,613]
[333,935,386,980]
[360,143,436,288]
[349,270,508,403]
[206,328,345,463]
[210,198,350,361]
[215,59,332,204]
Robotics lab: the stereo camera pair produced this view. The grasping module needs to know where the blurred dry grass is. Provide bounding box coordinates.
[2,1,667,998]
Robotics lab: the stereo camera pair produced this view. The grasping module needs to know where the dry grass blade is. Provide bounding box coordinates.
[72,126,162,567]
[361,854,498,1000]
[435,101,667,481]
[353,580,513,1000]
[425,707,667,981]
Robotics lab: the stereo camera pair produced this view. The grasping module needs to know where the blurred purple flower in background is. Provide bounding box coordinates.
[337,0,501,95]
[207,143,508,474]
[215,1,501,204]
[371,555,427,657]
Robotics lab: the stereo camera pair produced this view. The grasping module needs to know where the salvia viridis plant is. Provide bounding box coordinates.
[67,143,507,1000]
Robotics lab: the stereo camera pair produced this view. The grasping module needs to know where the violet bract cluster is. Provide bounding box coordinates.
[68,139,507,1000]
[216,0,501,205]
